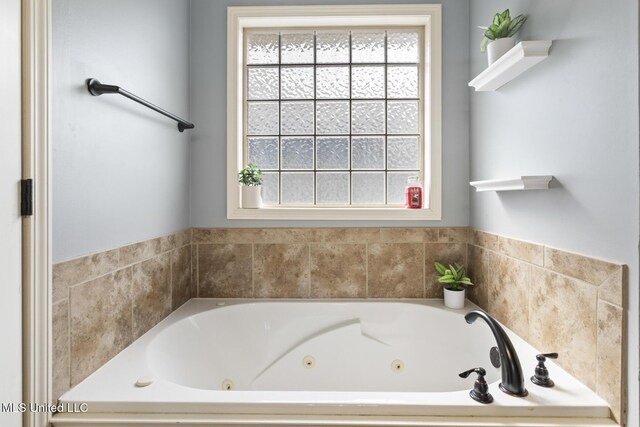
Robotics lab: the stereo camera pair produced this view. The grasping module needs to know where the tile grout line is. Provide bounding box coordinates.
[129,265,134,359]
[595,294,601,393]
[169,249,173,310]
[65,296,71,394]
[251,243,255,298]
[422,242,426,298]
[365,242,369,298]
[307,243,311,298]
[307,244,311,298]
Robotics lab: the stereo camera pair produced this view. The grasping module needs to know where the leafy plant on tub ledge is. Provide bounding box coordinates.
[434,262,474,309]
[238,163,263,209]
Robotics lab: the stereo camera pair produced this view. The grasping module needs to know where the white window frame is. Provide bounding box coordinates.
[227,5,441,220]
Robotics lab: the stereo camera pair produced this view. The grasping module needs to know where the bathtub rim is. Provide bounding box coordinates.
[51,412,618,427]
[56,298,615,426]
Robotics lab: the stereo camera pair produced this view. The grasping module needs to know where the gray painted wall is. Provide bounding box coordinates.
[52,0,190,262]
[469,1,639,425]
[188,0,470,228]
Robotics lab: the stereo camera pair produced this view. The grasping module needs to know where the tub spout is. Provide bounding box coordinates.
[464,310,528,397]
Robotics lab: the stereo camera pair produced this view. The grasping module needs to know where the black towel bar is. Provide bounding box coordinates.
[86,78,194,132]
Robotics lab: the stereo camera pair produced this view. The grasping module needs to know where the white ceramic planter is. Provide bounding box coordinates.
[487,37,516,65]
[241,186,263,209]
[443,287,465,309]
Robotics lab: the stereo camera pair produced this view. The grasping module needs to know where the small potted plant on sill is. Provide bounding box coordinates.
[238,163,263,209]
[434,262,474,309]
[479,9,527,66]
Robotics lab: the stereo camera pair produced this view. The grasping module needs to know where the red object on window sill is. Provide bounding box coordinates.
[405,177,423,209]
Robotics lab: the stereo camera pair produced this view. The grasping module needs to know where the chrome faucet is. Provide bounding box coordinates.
[464,310,528,397]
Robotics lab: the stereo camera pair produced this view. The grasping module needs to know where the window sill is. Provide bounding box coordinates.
[227,206,441,220]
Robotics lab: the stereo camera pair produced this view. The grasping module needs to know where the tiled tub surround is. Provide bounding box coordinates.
[52,230,193,400]
[193,227,468,299]
[52,227,625,425]
[467,229,626,425]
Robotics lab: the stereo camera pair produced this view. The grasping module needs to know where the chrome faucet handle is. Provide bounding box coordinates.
[459,367,493,404]
[531,353,558,387]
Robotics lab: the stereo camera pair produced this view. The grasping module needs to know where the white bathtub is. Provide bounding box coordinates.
[54,299,615,427]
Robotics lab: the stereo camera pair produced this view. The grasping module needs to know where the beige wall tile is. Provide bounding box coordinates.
[310,243,366,298]
[131,254,172,339]
[53,249,118,303]
[309,228,381,243]
[198,244,253,298]
[192,228,266,244]
[438,227,469,243]
[368,243,424,298]
[529,268,598,389]
[254,244,310,298]
[263,228,314,243]
[498,236,544,266]
[69,268,132,386]
[119,238,162,267]
[160,229,191,252]
[171,245,192,309]
[52,300,70,400]
[468,229,500,252]
[598,266,625,308]
[466,245,490,310]
[597,301,624,424]
[486,253,531,340]
[380,228,439,243]
[544,247,620,286]
[424,243,467,298]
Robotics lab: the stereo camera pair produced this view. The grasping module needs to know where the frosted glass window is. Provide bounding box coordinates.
[317,137,349,170]
[352,101,385,134]
[281,173,314,204]
[351,31,385,63]
[352,66,385,99]
[387,101,419,134]
[247,102,279,135]
[247,33,279,65]
[248,67,279,100]
[244,28,423,207]
[352,136,385,169]
[316,31,350,63]
[316,101,350,134]
[281,137,314,170]
[281,67,314,99]
[248,137,279,170]
[387,136,419,169]
[281,33,315,64]
[281,101,314,135]
[387,66,418,98]
[261,172,279,205]
[317,173,350,204]
[387,31,419,63]
[316,66,350,99]
[352,172,385,204]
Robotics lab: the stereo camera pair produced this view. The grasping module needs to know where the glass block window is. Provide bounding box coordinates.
[245,29,422,206]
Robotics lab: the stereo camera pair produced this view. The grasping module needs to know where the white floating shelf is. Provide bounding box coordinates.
[469,40,552,91]
[470,176,553,192]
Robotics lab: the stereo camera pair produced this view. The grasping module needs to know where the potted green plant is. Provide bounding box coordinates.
[434,262,474,309]
[479,9,527,65]
[238,163,263,208]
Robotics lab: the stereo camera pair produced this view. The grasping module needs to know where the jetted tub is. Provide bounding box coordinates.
[54,299,615,427]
